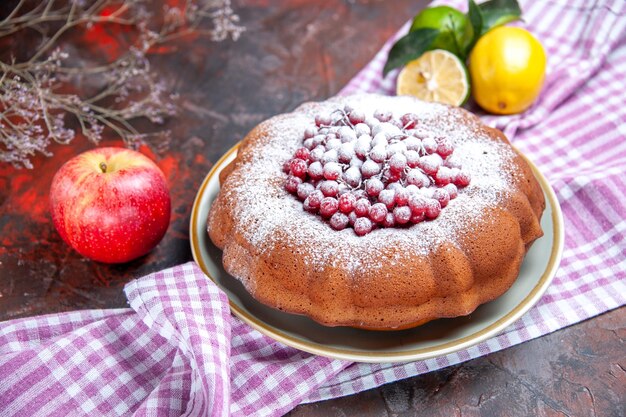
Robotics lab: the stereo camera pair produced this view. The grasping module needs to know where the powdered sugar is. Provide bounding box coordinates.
[214,94,519,272]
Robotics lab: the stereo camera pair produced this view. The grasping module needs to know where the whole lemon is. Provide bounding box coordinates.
[469,26,547,115]
[410,6,473,57]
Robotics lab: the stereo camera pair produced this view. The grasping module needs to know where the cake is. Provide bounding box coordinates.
[207,94,545,330]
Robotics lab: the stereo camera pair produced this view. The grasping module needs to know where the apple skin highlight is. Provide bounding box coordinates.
[50,147,171,264]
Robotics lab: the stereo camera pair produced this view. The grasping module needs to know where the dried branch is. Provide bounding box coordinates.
[0,0,245,168]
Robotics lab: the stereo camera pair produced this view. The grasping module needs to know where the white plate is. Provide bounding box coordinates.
[190,144,564,363]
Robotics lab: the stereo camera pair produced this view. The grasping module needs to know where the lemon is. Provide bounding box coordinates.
[410,6,473,57]
[396,49,470,106]
[469,26,547,115]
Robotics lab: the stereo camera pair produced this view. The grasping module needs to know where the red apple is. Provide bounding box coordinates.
[50,147,171,263]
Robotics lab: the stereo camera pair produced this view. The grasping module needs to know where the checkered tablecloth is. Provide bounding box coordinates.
[1,0,625,415]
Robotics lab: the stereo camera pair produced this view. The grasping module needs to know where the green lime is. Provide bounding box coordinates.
[397,49,470,106]
[410,6,473,57]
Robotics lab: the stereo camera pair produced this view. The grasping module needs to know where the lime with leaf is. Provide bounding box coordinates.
[409,6,473,59]
[385,0,539,112]
[384,0,523,76]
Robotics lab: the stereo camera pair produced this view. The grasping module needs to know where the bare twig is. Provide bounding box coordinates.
[0,0,245,168]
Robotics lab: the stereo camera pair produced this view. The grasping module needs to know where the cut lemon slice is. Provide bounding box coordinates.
[396,49,470,106]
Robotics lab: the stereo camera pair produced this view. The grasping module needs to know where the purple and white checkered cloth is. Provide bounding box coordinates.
[2,0,625,415]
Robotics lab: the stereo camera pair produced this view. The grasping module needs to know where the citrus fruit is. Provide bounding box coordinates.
[469,26,547,115]
[410,6,473,57]
[396,49,470,106]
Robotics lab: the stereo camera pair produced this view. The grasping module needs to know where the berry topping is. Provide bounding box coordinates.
[354,198,372,217]
[315,114,331,126]
[436,138,454,157]
[290,158,308,178]
[282,159,292,174]
[383,169,402,184]
[406,169,429,187]
[364,116,380,129]
[400,113,419,129]
[386,142,407,158]
[284,106,471,235]
[382,212,395,228]
[454,170,471,187]
[338,142,356,163]
[297,183,315,201]
[303,126,318,139]
[320,180,339,197]
[422,137,438,154]
[372,122,402,139]
[388,153,407,172]
[378,189,396,209]
[337,126,357,143]
[329,212,349,230]
[354,135,372,159]
[354,123,371,137]
[307,161,324,180]
[444,183,458,199]
[420,153,443,175]
[295,147,310,161]
[404,136,422,151]
[323,162,342,180]
[411,211,425,224]
[434,166,453,186]
[285,175,302,193]
[445,155,462,169]
[374,109,392,122]
[371,132,389,148]
[322,149,339,164]
[369,203,388,223]
[326,138,342,151]
[305,190,323,208]
[433,188,450,208]
[303,198,317,213]
[350,157,363,168]
[369,145,387,163]
[394,187,410,206]
[365,178,384,197]
[348,210,358,226]
[348,110,366,125]
[354,217,373,236]
[320,197,339,218]
[408,194,427,214]
[393,206,412,224]
[343,166,362,188]
[309,146,324,162]
[405,150,420,168]
[361,159,381,178]
[338,193,356,213]
[424,199,442,219]
[405,184,419,195]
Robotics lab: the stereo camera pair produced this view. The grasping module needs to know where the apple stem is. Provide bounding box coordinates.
[99,162,107,173]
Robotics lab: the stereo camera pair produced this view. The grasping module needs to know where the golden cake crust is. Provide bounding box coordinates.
[208,94,545,330]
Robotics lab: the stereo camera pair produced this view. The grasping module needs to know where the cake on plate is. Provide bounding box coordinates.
[207,94,545,330]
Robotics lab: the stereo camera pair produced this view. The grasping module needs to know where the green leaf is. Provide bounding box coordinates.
[466,0,483,53]
[478,0,522,35]
[383,28,439,77]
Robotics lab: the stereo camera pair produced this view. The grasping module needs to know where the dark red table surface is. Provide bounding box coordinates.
[0,1,623,416]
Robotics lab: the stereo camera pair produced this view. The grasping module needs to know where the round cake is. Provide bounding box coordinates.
[207,94,545,330]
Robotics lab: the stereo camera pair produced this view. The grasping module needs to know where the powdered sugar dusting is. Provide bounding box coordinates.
[216,94,521,273]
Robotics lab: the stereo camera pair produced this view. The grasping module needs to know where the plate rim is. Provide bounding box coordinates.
[190,142,564,363]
